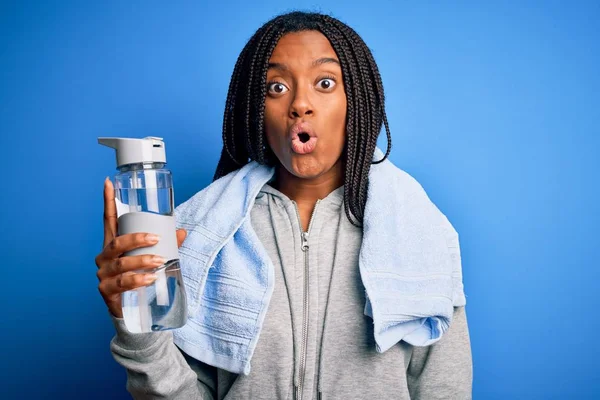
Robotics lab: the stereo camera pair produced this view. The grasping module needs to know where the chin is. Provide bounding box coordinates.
[288,155,327,179]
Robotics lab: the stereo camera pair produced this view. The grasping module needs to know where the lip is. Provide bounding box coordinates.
[289,122,318,155]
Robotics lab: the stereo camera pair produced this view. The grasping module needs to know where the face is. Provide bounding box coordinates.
[264,30,347,180]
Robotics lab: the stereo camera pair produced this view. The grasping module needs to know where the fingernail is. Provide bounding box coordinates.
[145,234,160,243]
[152,256,165,265]
[144,273,158,283]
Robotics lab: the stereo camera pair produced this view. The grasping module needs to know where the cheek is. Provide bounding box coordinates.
[264,104,282,145]
[338,98,348,133]
[264,101,291,163]
[325,95,347,144]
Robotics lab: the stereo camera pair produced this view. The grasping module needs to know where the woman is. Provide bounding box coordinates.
[95,11,472,400]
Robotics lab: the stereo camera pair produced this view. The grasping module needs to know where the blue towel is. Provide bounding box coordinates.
[172,148,466,374]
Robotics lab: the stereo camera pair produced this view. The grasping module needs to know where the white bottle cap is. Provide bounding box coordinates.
[98,136,166,168]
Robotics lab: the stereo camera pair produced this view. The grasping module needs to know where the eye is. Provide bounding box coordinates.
[267,82,289,95]
[317,78,336,90]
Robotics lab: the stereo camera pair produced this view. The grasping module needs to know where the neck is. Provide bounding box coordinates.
[273,160,344,206]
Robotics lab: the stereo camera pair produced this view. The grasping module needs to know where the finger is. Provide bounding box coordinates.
[101,232,160,261]
[99,272,158,296]
[176,229,187,248]
[103,177,118,247]
[98,254,165,280]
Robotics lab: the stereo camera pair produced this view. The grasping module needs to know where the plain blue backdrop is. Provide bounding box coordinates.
[0,1,598,398]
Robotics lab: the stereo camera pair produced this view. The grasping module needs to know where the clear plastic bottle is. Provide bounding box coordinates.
[99,136,188,333]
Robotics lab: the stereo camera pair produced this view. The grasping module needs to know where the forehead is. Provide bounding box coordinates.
[269,31,337,63]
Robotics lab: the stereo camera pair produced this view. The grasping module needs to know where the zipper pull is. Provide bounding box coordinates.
[301,232,309,251]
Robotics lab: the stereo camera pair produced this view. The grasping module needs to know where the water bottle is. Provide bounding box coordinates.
[98,136,188,333]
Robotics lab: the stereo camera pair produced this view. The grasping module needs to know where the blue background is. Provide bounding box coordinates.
[1,1,598,398]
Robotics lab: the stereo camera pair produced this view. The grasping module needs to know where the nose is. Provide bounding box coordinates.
[288,86,313,119]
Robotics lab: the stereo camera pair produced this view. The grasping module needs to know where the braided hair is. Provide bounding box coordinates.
[214,11,392,226]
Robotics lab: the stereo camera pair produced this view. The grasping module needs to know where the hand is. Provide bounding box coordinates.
[94,177,187,318]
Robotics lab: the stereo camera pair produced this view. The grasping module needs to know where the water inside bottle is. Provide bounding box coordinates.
[116,187,174,216]
[122,260,188,333]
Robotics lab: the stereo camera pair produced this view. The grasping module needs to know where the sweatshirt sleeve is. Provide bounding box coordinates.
[406,306,473,400]
[109,314,217,400]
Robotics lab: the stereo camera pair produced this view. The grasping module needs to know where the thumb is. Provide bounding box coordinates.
[176,229,187,248]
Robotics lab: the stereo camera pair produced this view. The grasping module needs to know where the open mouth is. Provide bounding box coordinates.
[289,122,318,154]
[298,132,310,143]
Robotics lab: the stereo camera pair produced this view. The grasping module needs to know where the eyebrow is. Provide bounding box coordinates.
[312,57,340,67]
[267,57,341,71]
[267,62,288,71]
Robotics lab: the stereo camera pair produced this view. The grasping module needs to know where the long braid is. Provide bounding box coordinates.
[362,33,392,163]
[320,16,380,224]
[342,24,378,212]
[244,24,276,161]
[214,33,256,180]
[214,11,392,226]
[318,21,361,224]
[251,26,284,164]
[337,22,372,220]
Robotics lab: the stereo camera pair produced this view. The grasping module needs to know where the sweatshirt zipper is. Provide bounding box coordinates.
[293,200,320,400]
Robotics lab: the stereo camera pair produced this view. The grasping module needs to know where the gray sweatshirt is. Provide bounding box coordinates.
[110,184,473,399]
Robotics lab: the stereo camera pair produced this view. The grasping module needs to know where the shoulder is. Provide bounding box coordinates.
[368,153,458,236]
[175,161,274,225]
[369,154,436,201]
